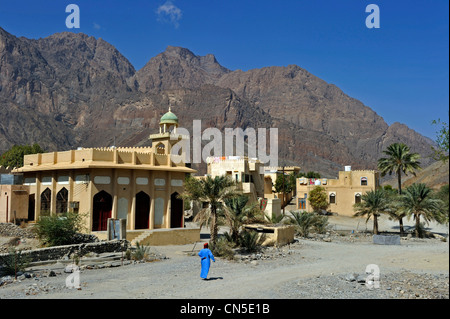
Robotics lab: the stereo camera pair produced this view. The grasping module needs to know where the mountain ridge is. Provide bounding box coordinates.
[0,27,437,177]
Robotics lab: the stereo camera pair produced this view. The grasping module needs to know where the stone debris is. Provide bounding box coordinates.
[0,223,36,239]
[281,271,449,299]
[24,283,57,296]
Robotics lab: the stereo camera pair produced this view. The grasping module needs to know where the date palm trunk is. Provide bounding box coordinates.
[397,169,405,235]
[373,214,379,235]
[415,213,421,238]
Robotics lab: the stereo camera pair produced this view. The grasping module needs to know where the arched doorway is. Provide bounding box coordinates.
[92,191,112,231]
[28,194,35,221]
[135,191,150,229]
[170,192,183,228]
[40,188,51,214]
[56,188,69,214]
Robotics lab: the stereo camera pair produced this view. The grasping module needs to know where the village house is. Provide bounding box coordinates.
[205,157,301,218]
[296,166,380,217]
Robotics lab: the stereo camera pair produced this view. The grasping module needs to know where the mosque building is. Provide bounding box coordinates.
[8,108,197,237]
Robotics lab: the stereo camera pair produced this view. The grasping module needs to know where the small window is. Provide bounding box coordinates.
[329,193,336,204]
[94,176,111,185]
[117,177,130,185]
[75,174,89,184]
[361,177,368,186]
[171,179,183,187]
[42,176,52,185]
[136,177,148,185]
[24,177,36,185]
[57,176,69,184]
[355,193,362,204]
[154,178,166,186]
[156,143,165,155]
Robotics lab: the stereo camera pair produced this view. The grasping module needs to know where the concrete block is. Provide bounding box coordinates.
[373,234,401,245]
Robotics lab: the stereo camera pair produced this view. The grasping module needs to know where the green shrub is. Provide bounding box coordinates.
[288,211,329,237]
[131,242,151,261]
[211,237,235,260]
[313,215,330,234]
[33,212,86,247]
[238,229,262,253]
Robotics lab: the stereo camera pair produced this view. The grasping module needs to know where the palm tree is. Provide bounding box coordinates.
[353,189,391,235]
[223,195,262,244]
[179,175,240,246]
[378,143,421,233]
[399,183,444,238]
[383,186,407,236]
[288,211,319,238]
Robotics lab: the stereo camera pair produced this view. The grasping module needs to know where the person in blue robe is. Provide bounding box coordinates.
[198,243,215,279]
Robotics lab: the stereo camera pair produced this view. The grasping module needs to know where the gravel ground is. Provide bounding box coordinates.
[0,215,448,301]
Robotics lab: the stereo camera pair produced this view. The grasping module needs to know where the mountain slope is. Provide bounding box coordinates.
[0,28,437,176]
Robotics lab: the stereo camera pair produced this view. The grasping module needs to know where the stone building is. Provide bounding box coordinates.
[296,166,380,217]
[11,109,197,234]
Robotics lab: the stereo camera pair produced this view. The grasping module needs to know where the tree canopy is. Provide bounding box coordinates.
[0,144,45,168]
[308,186,329,213]
[432,118,449,162]
[377,143,421,195]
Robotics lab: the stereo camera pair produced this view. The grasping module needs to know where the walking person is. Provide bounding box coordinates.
[198,243,215,280]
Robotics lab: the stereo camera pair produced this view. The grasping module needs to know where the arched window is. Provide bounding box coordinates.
[361,177,368,186]
[329,193,336,204]
[40,188,51,214]
[355,193,362,204]
[156,143,165,155]
[56,188,69,214]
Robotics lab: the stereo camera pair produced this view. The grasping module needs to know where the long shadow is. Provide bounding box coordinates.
[204,277,223,281]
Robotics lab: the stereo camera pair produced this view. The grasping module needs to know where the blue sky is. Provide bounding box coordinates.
[0,0,448,140]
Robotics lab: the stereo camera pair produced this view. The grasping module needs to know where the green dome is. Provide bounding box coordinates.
[160,108,178,125]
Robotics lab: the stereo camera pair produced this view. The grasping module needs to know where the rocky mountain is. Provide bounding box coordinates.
[0,27,437,177]
[135,45,230,92]
[384,160,449,190]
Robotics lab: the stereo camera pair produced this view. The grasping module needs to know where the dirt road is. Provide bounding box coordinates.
[0,215,448,300]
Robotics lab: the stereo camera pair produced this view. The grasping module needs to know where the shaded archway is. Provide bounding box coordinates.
[56,188,69,214]
[28,194,35,221]
[170,192,183,228]
[40,188,51,214]
[135,191,150,229]
[92,191,112,231]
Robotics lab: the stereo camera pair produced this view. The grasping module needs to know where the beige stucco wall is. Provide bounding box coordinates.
[297,169,380,217]
[23,167,188,232]
[244,224,295,246]
[128,228,201,246]
[0,185,30,223]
